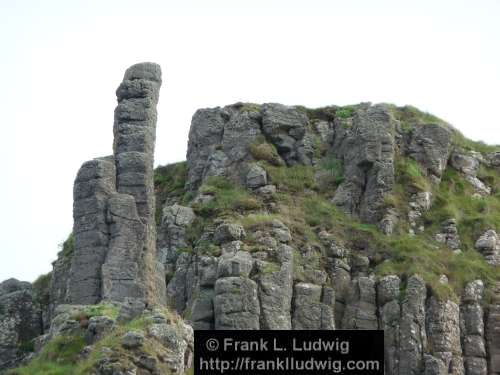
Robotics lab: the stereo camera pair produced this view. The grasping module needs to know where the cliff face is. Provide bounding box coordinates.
[1,63,500,374]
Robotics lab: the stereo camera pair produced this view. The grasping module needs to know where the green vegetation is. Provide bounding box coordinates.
[154,161,189,224]
[395,158,430,192]
[8,334,86,375]
[264,164,316,193]
[453,132,500,154]
[239,103,261,113]
[57,233,75,260]
[10,309,187,375]
[249,138,284,166]
[194,176,261,218]
[422,167,500,251]
[390,105,446,128]
[335,105,356,119]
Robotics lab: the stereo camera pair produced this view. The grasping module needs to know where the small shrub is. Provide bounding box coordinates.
[249,141,283,166]
[335,106,356,119]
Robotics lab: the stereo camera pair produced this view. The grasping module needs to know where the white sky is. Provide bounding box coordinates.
[1,0,499,282]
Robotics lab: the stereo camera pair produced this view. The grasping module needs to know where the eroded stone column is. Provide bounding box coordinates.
[103,62,166,306]
[68,156,115,304]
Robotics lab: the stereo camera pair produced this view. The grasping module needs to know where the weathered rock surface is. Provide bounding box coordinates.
[475,230,500,266]
[0,279,42,371]
[331,104,396,225]
[407,123,452,182]
[58,62,166,310]
[435,218,462,251]
[461,280,487,375]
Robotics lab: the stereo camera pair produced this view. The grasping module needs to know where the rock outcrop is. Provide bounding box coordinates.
[3,68,500,374]
[64,63,166,310]
[0,279,41,371]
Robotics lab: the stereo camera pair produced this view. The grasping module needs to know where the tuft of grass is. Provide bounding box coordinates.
[238,213,280,230]
[265,164,316,193]
[453,131,500,154]
[335,105,357,119]
[249,138,284,166]
[395,158,430,192]
[239,103,261,113]
[194,176,261,218]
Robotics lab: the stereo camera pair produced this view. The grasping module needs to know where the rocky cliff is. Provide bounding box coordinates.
[1,63,500,375]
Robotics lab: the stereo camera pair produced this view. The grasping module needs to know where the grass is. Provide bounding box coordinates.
[264,163,316,192]
[335,105,357,119]
[194,176,261,218]
[395,157,430,192]
[8,334,86,375]
[422,167,500,251]
[248,138,284,166]
[10,309,185,375]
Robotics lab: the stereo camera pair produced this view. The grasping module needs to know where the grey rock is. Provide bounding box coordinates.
[217,251,254,278]
[68,157,115,305]
[122,330,145,349]
[214,277,260,329]
[475,230,500,266]
[407,122,452,180]
[292,283,335,330]
[255,184,277,196]
[435,218,461,250]
[331,104,395,225]
[486,292,500,375]
[377,275,400,306]
[463,280,484,303]
[261,103,310,165]
[399,275,427,375]
[426,297,461,354]
[341,276,377,329]
[378,275,401,375]
[213,223,246,245]
[86,316,115,344]
[186,104,263,191]
[451,151,480,175]
[101,193,147,302]
[246,164,267,189]
[256,244,294,329]
[113,62,166,306]
[157,204,195,271]
[147,320,193,374]
[0,279,41,371]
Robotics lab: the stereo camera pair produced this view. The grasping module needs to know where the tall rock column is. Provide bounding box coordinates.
[460,280,487,375]
[102,62,166,306]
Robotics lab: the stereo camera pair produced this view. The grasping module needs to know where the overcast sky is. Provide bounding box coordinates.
[1,0,499,282]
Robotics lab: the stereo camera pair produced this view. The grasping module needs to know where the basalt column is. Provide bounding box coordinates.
[101,62,166,306]
[67,156,115,304]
